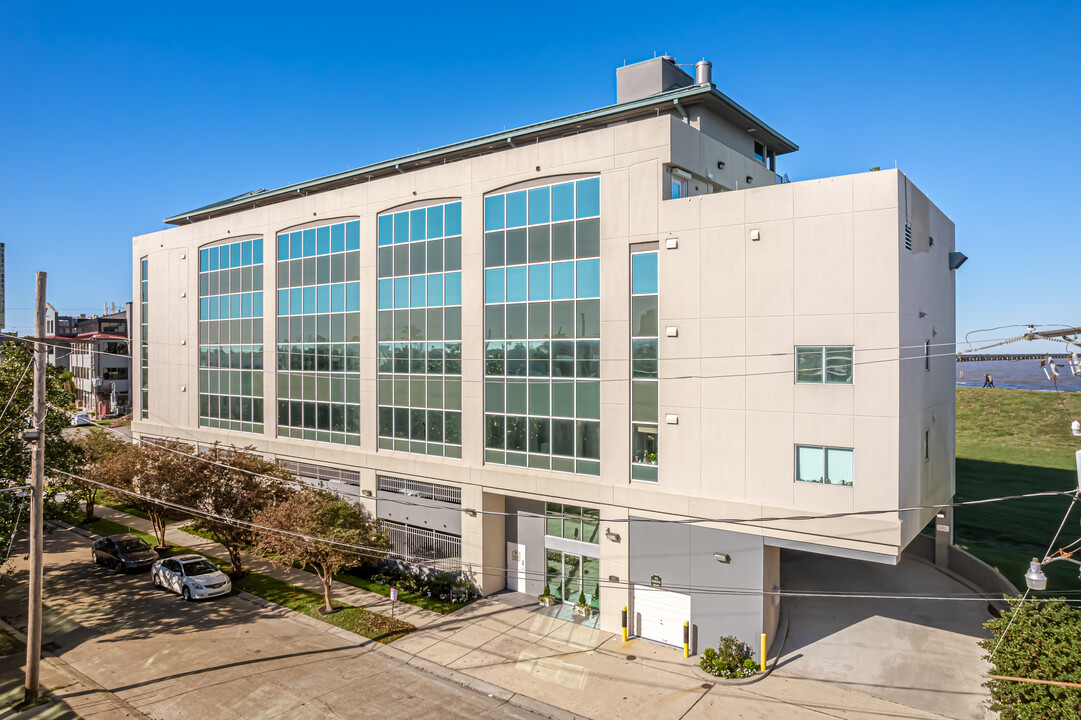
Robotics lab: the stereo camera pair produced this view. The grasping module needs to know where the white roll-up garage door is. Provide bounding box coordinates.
[632,585,690,647]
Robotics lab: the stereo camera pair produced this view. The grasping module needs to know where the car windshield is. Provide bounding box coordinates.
[182,560,218,576]
[117,538,151,553]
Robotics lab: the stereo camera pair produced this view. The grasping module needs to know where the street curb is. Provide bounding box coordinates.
[234,591,586,719]
[0,617,151,719]
[61,510,587,719]
[51,519,91,539]
[692,610,790,686]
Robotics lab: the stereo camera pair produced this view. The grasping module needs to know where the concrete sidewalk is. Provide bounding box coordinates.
[0,618,149,720]
[87,505,444,629]
[84,506,986,720]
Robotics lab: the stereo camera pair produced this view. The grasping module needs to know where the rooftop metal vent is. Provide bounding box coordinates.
[904,223,913,252]
[695,60,712,85]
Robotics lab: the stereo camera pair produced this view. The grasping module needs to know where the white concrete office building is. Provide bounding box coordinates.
[131,57,958,652]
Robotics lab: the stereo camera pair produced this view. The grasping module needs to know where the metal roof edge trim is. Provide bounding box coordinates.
[165,84,796,226]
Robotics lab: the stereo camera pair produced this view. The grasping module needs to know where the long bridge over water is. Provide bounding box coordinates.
[957,354,1074,362]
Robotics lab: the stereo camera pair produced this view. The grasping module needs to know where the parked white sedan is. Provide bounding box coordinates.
[152,555,232,601]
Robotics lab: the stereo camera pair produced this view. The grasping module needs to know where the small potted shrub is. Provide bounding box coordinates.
[538,585,556,607]
[699,635,758,678]
[573,591,592,617]
[647,452,658,465]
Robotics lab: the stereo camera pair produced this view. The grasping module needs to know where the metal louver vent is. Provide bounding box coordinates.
[904,223,913,252]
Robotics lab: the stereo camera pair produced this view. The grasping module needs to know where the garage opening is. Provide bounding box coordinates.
[632,584,689,648]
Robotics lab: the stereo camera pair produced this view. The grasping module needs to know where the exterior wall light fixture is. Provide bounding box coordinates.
[716,161,725,170]
[465,509,477,517]
[605,528,621,543]
[714,552,730,564]
[746,176,753,184]
[361,489,373,497]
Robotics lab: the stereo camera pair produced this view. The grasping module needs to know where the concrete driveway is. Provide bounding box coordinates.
[0,526,547,720]
[776,549,992,720]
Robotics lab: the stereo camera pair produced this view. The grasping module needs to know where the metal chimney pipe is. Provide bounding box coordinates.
[695,60,712,85]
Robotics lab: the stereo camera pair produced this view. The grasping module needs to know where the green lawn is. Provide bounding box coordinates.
[77,517,158,547]
[97,497,185,524]
[334,571,466,614]
[955,387,1081,592]
[179,523,468,615]
[0,628,23,656]
[234,572,415,643]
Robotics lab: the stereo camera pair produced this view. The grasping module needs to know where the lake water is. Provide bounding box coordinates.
[956,359,1081,392]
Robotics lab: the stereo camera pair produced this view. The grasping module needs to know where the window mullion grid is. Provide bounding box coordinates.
[483,179,600,475]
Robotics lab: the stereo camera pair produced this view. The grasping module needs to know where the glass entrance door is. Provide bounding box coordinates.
[545,550,599,610]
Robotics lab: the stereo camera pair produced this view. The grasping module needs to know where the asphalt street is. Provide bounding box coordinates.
[0,525,547,720]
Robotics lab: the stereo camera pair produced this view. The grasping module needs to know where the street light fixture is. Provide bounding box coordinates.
[1024,559,1048,591]
[1028,424,1081,591]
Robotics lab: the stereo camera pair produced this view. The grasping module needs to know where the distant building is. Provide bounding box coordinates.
[0,243,5,330]
[45,302,132,416]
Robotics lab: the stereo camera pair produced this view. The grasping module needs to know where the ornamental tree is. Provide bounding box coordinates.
[72,428,139,520]
[0,343,82,568]
[980,597,1081,719]
[128,439,205,548]
[253,488,389,613]
[188,445,295,575]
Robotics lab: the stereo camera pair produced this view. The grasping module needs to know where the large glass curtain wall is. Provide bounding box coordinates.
[275,222,361,445]
[198,239,265,433]
[482,178,602,475]
[139,258,149,419]
[630,250,659,481]
[375,201,463,457]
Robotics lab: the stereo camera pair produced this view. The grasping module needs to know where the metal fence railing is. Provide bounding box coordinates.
[381,520,461,573]
[377,475,461,505]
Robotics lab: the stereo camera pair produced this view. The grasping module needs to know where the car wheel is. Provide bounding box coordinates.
[182,586,192,602]
[92,551,99,565]
[152,572,162,589]
[113,559,124,574]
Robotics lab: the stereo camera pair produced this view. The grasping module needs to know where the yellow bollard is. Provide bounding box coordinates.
[760,632,767,672]
[683,621,690,659]
[621,606,628,642]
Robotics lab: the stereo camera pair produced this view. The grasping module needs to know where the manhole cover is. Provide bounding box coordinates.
[701,683,713,690]
[626,655,636,661]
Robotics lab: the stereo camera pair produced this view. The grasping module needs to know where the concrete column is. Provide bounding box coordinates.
[762,545,781,653]
[598,506,629,635]
[935,506,953,568]
[357,466,377,520]
[460,486,505,595]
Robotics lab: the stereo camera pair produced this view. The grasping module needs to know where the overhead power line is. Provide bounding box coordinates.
[43,464,1069,604]
[49,402,1077,529]
[987,494,1080,664]
[3,330,1001,379]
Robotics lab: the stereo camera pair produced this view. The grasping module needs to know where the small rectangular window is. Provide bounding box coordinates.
[796,445,853,486]
[795,346,853,384]
[754,141,766,163]
[923,430,930,462]
[925,340,931,371]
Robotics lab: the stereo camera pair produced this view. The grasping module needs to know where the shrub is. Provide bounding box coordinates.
[699,635,757,678]
[980,597,1081,719]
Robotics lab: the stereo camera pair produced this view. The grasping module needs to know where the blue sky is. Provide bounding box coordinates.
[1,1,1078,355]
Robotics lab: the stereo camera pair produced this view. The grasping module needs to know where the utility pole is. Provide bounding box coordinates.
[23,272,46,706]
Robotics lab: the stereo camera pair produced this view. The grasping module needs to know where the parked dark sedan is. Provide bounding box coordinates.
[91,534,158,572]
